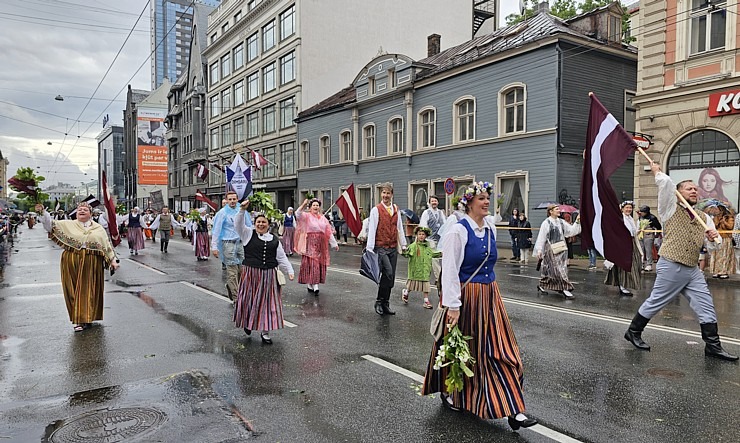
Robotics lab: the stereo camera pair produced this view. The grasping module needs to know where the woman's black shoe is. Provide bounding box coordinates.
[313,289,319,296]
[619,289,633,296]
[260,333,272,344]
[508,415,538,430]
[440,393,461,412]
[537,286,548,294]
[244,328,251,336]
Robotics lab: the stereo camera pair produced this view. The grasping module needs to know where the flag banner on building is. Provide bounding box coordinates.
[195,163,209,181]
[335,183,362,237]
[101,171,121,246]
[195,189,218,211]
[226,153,252,200]
[579,93,636,271]
[69,194,101,217]
[250,149,268,170]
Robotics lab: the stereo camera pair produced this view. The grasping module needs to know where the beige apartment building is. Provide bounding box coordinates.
[202,0,489,209]
[634,0,740,212]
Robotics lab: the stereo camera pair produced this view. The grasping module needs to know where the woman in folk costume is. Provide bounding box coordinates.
[422,182,537,430]
[604,201,643,295]
[281,207,296,255]
[234,202,294,344]
[705,203,736,279]
[125,207,145,255]
[533,204,581,299]
[294,198,338,295]
[37,202,119,332]
[194,208,211,261]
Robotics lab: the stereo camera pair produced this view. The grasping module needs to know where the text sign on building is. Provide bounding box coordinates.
[136,107,168,185]
[708,89,740,117]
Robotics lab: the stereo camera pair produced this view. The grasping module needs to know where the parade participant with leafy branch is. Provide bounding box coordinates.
[294,198,338,295]
[422,181,536,430]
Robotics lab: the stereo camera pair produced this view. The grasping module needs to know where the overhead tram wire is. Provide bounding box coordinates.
[0,113,97,140]
[47,0,150,180]
[0,87,126,102]
[0,100,100,125]
[0,12,149,33]
[53,0,197,177]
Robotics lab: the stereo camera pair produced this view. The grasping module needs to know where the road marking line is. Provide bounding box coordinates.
[179,281,297,328]
[6,282,61,289]
[124,258,166,275]
[362,354,584,443]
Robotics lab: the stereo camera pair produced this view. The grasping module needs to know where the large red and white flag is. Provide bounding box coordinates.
[250,149,269,170]
[195,163,209,181]
[335,183,362,237]
[579,93,636,271]
[195,189,218,211]
[101,171,121,247]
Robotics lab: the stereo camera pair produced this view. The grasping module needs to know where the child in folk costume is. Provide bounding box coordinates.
[402,226,441,309]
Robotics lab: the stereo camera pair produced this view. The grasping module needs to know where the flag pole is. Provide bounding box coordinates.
[323,202,337,216]
[635,146,720,243]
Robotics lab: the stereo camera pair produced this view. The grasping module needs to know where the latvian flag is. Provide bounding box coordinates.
[250,149,269,170]
[579,93,637,271]
[195,189,218,211]
[335,183,362,237]
[195,163,209,181]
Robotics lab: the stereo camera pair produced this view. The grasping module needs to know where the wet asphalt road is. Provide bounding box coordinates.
[1,227,738,443]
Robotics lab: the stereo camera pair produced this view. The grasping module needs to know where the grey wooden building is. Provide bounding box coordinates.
[296,6,637,234]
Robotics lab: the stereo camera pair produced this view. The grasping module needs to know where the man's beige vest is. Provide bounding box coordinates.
[659,204,705,267]
[159,215,172,231]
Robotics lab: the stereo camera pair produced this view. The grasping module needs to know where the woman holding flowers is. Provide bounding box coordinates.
[422,181,537,431]
[294,198,338,295]
[192,208,210,261]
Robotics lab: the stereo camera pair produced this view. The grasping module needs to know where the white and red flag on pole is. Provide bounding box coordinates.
[579,93,637,271]
[195,189,218,211]
[101,171,121,247]
[195,163,209,181]
[335,183,362,237]
[250,149,268,170]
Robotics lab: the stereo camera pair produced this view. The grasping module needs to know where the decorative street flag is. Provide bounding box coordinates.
[225,154,252,200]
[335,183,362,237]
[101,171,121,246]
[54,198,60,212]
[195,163,209,181]
[195,189,218,211]
[250,149,268,170]
[579,93,637,271]
[69,194,101,218]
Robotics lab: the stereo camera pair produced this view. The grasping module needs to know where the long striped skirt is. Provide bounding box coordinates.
[297,232,327,285]
[194,231,210,258]
[539,243,573,291]
[127,227,145,251]
[281,226,295,254]
[604,244,642,290]
[422,281,526,420]
[710,240,736,276]
[60,249,106,324]
[234,266,284,331]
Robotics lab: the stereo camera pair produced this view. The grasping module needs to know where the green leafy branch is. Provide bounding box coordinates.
[432,325,476,393]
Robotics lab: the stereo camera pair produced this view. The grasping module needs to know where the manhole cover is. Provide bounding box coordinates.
[48,407,167,443]
[646,368,685,379]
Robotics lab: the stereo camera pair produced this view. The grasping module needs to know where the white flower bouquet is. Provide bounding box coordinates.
[432,325,475,393]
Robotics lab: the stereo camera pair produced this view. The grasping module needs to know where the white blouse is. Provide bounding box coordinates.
[533,217,581,256]
[235,210,294,276]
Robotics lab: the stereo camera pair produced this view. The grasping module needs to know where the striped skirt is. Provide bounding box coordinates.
[604,244,642,290]
[405,280,430,293]
[422,281,526,420]
[127,227,145,251]
[60,249,106,324]
[297,232,327,285]
[194,232,210,257]
[234,266,284,331]
[710,240,736,276]
[539,243,573,291]
[282,226,295,254]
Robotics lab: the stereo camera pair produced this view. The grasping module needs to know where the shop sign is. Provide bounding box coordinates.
[708,89,740,117]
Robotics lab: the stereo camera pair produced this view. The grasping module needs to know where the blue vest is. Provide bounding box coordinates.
[458,218,497,284]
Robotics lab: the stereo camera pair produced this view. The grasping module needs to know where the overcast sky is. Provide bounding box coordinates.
[0,0,519,189]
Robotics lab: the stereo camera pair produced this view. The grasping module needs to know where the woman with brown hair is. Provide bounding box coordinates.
[706,204,736,279]
[294,198,338,295]
[533,204,581,299]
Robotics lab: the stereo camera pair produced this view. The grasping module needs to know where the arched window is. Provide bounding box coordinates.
[320,135,331,165]
[388,116,404,154]
[667,129,739,210]
[417,107,436,149]
[453,97,475,143]
[499,84,526,134]
[340,130,352,162]
[363,124,376,158]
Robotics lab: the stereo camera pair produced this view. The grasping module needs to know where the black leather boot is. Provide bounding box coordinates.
[164,240,169,253]
[624,313,651,351]
[374,301,384,315]
[700,323,739,361]
[381,302,396,315]
[160,241,164,252]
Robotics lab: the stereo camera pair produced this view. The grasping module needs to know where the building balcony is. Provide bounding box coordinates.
[166,129,180,142]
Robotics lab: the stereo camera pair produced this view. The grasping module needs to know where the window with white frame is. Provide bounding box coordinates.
[247,71,259,100]
[280,51,295,84]
[247,32,259,61]
[221,123,231,147]
[363,124,376,158]
[320,135,331,165]
[280,142,295,175]
[357,187,371,217]
[454,98,475,142]
[234,117,245,142]
[388,117,404,154]
[234,80,244,107]
[263,20,275,52]
[210,94,220,118]
[502,86,525,134]
[262,104,276,133]
[221,88,231,113]
[221,53,231,78]
[341,130,352,162]
[263,62,276,93]
[233,43,244,71]
[246,111,259,138]
[300,140,309,168]
[690,0,726,55]
[279,5,295,40]
[209,128,218,149]
[495,172,528,217]
[410,182,430,217]
[262,147,276,177]
[234,11,242,22]
[209,62,218,85]
[279,97,295,128]
[418,108,435,149]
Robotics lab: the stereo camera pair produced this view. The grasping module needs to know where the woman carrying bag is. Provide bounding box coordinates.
[533,204,581,299]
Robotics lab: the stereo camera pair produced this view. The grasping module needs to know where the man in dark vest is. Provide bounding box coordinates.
[624,162,737,361]
[366,184,407,315]
[150,206,182,253]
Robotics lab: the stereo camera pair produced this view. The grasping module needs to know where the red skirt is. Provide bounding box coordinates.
[194,232,209,257]
[297,232,327,285]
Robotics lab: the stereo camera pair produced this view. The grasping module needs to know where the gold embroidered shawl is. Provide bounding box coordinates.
[51,220,116,266]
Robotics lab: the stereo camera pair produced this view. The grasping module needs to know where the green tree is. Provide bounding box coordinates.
[550,0,579,19]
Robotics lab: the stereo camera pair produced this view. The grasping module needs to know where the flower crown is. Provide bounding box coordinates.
[460,181,494,206]
[414,226,432,236]
[620,200,635,209]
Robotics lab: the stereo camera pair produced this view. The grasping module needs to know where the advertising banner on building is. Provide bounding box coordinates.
[136,107,168,185]
[669,166,739,212]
